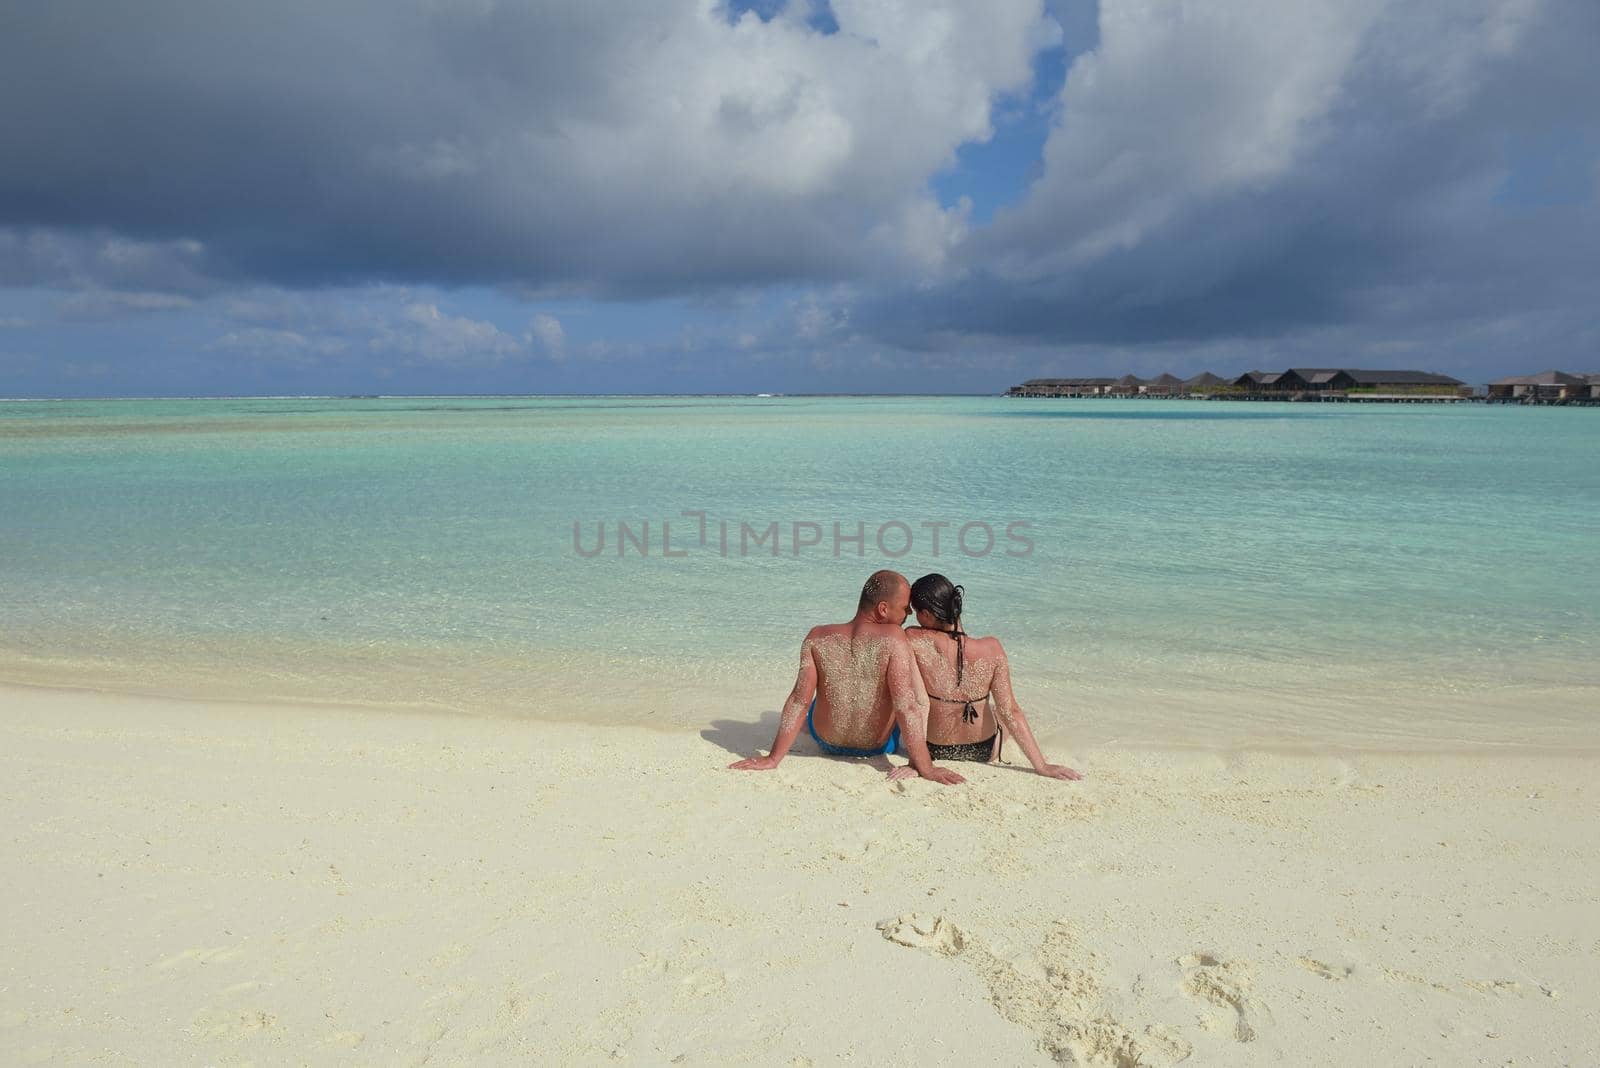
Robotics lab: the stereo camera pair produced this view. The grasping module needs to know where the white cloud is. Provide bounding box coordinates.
[57,290,195,321]
[208,327,353,366]
[528,313,566,358]
[979,0,1567,279]
[371,303,525,366]
[794,292,851,341]
[202,290,532,369]
[980,0,1390,273]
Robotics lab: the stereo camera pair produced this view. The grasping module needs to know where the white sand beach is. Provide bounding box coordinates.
[2,682,1597,1066]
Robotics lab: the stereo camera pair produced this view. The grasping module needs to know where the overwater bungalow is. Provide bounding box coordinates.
[1108,374,1146,396]
[1182,371,1231,394]
[1487,370,1587,402]
[1061,377,1115,396]
[1338,370,1465,394]
[1233,370,1283,389]
[1237,368,1463,396]
[1141,373,1185,396]
[1273,368,1346,391]
[1005,377,1115,397]
[1005,367,1475,403]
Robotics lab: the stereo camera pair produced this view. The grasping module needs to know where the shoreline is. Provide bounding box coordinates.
[3,661,1600,764]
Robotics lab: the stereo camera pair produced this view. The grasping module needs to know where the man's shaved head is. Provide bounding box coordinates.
[858,570,909,615]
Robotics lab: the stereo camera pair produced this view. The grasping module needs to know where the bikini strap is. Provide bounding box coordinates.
[993,723,1011,765]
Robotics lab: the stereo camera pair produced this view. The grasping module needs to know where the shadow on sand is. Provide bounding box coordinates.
[702,714,897,772]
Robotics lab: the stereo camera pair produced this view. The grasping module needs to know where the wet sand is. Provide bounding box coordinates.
[2,683,1596,1066]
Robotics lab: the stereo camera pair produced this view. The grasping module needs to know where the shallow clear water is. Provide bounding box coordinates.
[2,396,1596,749]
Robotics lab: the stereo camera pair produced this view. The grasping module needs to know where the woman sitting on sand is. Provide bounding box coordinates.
[901,573,1081,782]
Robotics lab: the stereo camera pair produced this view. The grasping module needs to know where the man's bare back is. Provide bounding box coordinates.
[729,570,963,785]
[804,621,924,749]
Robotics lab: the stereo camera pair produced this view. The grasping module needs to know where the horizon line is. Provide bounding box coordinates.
[0,391,1008,402]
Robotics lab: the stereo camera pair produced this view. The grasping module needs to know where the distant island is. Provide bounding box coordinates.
[1006,368,1600,405]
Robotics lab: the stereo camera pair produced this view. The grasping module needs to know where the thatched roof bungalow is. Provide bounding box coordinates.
[1340,369,1464,392]
[1009,367,1471,401]
[1006,377,1115,397]
[1181,371,1230,393]
[1242,368,1462,394]
[1275,368,1346,390]
[1487,370,1585,400]
[1140,373,1185,396]
[1233,370,1283,389]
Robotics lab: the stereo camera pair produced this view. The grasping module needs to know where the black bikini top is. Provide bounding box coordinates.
[928,693,986,723]
[924,628,986,722]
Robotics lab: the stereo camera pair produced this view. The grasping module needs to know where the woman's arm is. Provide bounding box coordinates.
[990,643,1082,781]
[888,638,963,786]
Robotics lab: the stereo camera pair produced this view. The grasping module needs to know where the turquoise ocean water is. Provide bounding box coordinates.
[1,396,1596,750]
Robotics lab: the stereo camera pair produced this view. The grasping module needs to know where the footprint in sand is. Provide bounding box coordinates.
[1296,957,1353,982]
[154,944,246,970]
[1465,978,1522,996]
[677,966,729,1000]
[1178,954,1270,1043]
[412,1023,447,1043]
[879,913,1191,1067]
[1382,968,1451,992]
[1385,969,1552,999]
[877,913,965,956]
[188,1006,278,1040]
[631,941,731,1004]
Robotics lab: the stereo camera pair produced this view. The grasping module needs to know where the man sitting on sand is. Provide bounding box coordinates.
[729,570,965,786]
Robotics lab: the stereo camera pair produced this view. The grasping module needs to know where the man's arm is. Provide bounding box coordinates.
[729,635,818,771]
[887,639,964,786]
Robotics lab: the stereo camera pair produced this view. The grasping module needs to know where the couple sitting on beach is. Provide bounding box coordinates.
[730,570,1081,786]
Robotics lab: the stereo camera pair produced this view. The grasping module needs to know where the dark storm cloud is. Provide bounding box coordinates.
[857,0,1600,367]
[0,0,1049,294]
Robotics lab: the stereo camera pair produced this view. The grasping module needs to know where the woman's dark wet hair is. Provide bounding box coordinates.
[910,573,966,683]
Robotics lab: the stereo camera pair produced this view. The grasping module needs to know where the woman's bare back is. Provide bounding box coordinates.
[906,627,1004,745]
